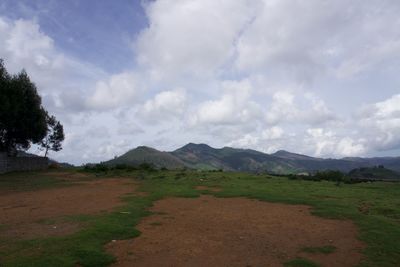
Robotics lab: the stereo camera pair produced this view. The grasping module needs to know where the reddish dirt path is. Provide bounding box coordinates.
[0,178,136,239]
[107,195,364,267]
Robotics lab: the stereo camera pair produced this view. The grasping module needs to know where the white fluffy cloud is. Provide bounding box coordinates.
[87,72,143,110]
[266,91,336,125]
[357,94,400,151]
[136,0,256,80]
[236,0,400,80]
[135,0,400,84]
[2,0,400,164]
[139,89,187,122]
[262,126,284,140]
[0,17,106,115]
[190,79,261,126]
[305,128,366,157]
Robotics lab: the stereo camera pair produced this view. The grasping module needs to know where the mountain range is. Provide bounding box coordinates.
[104,143,400,174]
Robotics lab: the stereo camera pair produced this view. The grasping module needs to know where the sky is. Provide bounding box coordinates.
[1,0,400,165]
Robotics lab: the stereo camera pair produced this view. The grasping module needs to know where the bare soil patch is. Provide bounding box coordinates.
[0,178,136,239]
[107,195,364,267]
[45,171,91,182]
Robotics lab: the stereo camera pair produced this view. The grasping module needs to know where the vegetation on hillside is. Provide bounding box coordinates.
[286,166,400,184]
[101,143,400,174]
[348,166,400,181]
[104,146,185,169]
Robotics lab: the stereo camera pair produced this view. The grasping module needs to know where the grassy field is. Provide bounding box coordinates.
[0,168,399,267]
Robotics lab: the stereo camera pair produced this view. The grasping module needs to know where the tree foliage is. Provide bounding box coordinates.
[0,59,63,156]
[40,113,65,157]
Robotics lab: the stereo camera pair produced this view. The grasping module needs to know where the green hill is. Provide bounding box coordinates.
[102,143,400,174]
[171,143,304,173]
[348,166,400,181]
[104,146,185,169]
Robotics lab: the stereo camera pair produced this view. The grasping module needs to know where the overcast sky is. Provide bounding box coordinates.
[1,0,400,164]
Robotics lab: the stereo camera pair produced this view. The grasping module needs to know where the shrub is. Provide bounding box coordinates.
[48,162,60,169]
[94,164,109,172]
[138,162,156,172]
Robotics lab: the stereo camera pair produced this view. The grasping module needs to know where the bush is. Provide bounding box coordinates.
[95,164,109,172]
[82,164,109,173]
[138,162,156,172]
[112,164,137,171]
[136,172,146,180]
[175,172,185,180]
[48,162,60,169]
[314,170,344,182]
[114,163,129,170]
[287,170,347,184]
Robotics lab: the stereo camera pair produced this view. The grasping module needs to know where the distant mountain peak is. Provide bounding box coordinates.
[272,150,317,160]
[104,145,184,169]
[178,143,213,151]
[273,150,291,155]
[185,143,212,148]
[101,143,400,173]
[135,146,157,151]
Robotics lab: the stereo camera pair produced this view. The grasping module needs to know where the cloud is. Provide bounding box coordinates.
[266,91,336,125]
[3,17,53,61]
[0,16,105,115]
[228,126,284,150]
[357,94,400,151]
[139,88,186,123]
[190,79,261,126]
[227,133,259,148]
[87,72,143,110]
[97,139,133,160]
[117,122,144,136]
[233,0,400,82]
[85,126,110,139]
[136,0,257,81]
[261,126,284,140]
[4,1,400,163]
[305,128,366,157]
[336,40,400,78]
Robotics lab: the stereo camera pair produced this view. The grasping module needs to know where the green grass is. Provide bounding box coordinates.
[0,170,68,191]
[301,245,336,254]
[284,258,321,267]
[1,195,152,267]
[1,168,400,266]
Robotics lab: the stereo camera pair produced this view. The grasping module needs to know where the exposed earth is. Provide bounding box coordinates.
[0,175,365,266]
[0,177,136,239]
[107,194,364,267]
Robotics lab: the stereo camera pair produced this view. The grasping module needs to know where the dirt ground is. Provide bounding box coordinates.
[0,178,136,239]
[107,195,364,267]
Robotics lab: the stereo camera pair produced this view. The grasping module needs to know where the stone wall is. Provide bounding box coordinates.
[0,152,48,174]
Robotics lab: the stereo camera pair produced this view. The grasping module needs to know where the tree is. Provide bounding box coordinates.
[0,59,50,155]
[40,113,65,157]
